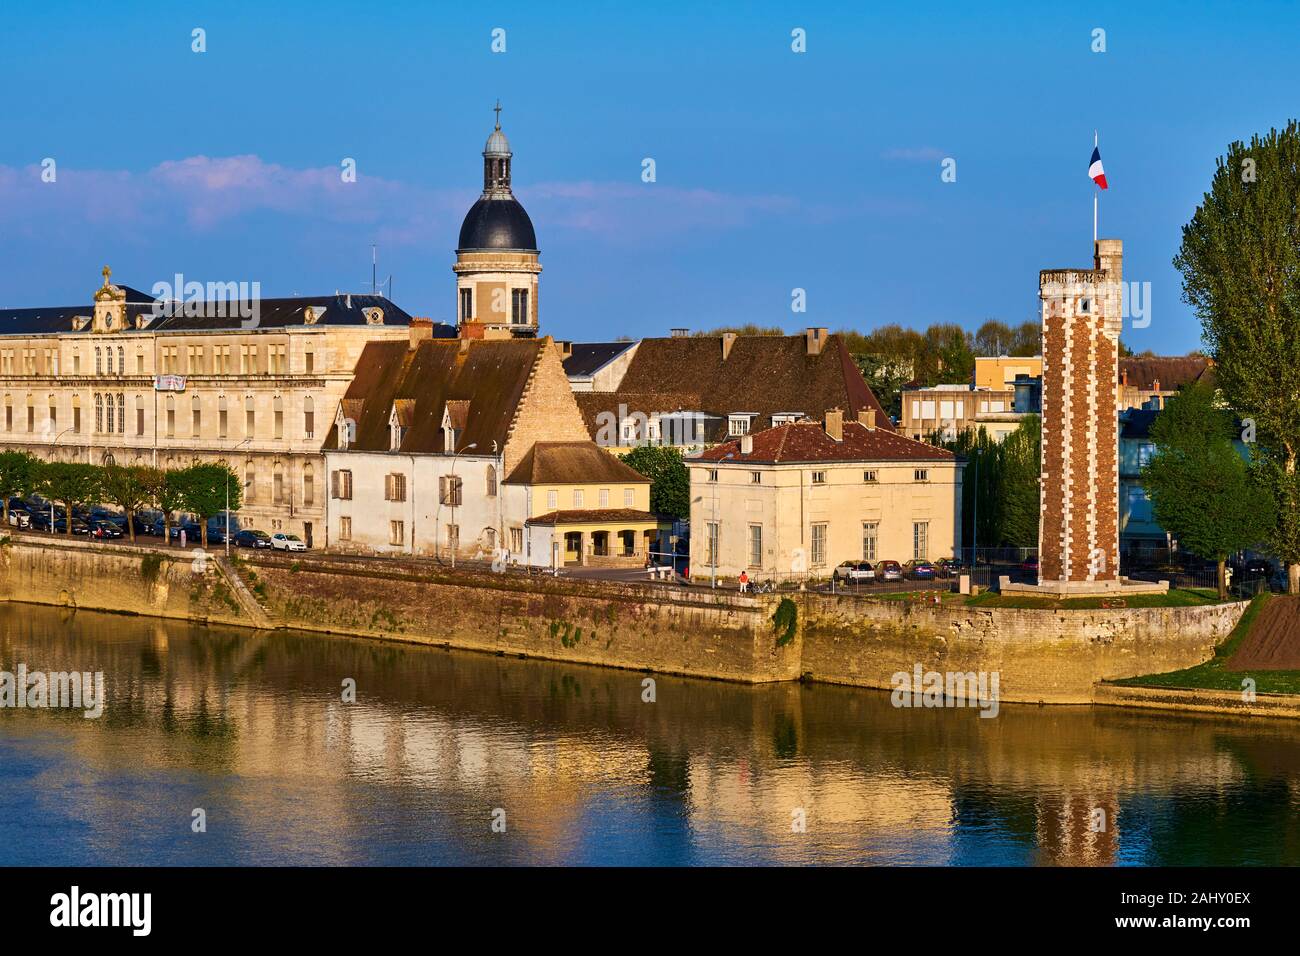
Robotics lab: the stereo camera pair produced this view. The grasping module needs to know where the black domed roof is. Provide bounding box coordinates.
[457,197,538,252]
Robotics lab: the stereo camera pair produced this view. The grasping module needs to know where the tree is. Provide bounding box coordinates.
[939,415,1040,552]
[618,446,689,519]
[175,463,242,549]
[99,464,151,543]
[1141,382,1274,598]
[34,462,100,535]
[1174,121,1300,592]
[137,467,180,543]
[0,450,37,526]
[999,415,1041,548]
[973,319,1015,357]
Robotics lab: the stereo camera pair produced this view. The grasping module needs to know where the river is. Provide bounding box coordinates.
[1,604,1297,866]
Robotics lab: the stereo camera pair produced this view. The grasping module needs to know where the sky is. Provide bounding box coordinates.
[1,0,1295,353]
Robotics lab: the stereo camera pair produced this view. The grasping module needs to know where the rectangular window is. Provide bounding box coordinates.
[511,288,529,325]
[274,408,283,440]
[706,521,719,567]
[914,469,929,482]
[510,528,523,553]
[304,351,314,375]
[390,520,405,547]
[863,470,878,483]
[48,405,56,432]
[460,288,473,322]
[439,475,462,507]
[385,473,408,502]
[708,469,718,482]
[27,405,34,432]
[913,521,929,560]
[811,471,826,484]
[219,409,228,439]
[331,470,353,500]
[547,490,558,511]
[750,472,761,484]
[166,408,175,438]
[862,521,878,562]
[304,408,315,439]
[811,523,827,566]
[729,416,751,436]
[748,524,763,569]
[573,489,584,508]
[4,406,10,431]
[136,407,144,436]
[192,406,201,435]
[339,517,352,541]
[599,488,609,508]
[246,409,255,436]
[624,488,635,507]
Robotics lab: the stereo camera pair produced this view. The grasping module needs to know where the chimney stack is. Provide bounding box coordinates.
[670,327,689,338]
[858,408,877,430]
[409,318,434,351]
[1152,377,1161,393]
[721,331,737,361]
[805,327,829,356]
[824,407,843,442]
[1120,367,1128,387]
[739,434,753,455]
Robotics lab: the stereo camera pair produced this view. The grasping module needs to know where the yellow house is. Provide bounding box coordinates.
[506,441,665,567]
[974,355,1042,390]
[688,410,963,581]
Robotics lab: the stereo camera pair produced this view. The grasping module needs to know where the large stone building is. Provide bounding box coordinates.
[0,267,440,544]
[688,410,961,581]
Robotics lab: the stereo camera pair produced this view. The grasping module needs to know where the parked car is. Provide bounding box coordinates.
[904,560,937,580]
[935,557,964,578]
[54,517,91,535]
[875,560,903,582]
[1234,557,1274,579]
[89,520,123,539]
[6,506,31,529]
[28,511,53,532]
[234,529,273,549]
[271,532,307,552]
[1019,556,1040,574]
[832,560,876,584]
[170,523,203,543]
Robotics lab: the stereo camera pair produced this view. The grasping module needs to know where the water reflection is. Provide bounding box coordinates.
[1,605,1298,866]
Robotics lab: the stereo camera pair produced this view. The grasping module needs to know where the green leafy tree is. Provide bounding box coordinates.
[1142,382,1274,598]
[176,463,242,548]
[618,445,689,519]
[137,467,182,543]
[34,462,101,535]
[1174,121,1300,592]
[99,464,151,543]
[939,415,1040,551]
[0,450,38,526]
[1000,415,1042,549]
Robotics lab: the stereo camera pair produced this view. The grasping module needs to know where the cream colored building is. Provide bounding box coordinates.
[688,410,963,580]
[975,355,1042,390]
[0,267,438,545]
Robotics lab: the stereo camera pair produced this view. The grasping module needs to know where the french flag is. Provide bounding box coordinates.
[1089,146,1108,189]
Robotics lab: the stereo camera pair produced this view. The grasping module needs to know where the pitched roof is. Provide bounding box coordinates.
[562,341,636,378]
[526,508,658,526]
[572,333,891,441]
[695,420,957,465]
[326,338,548,454]
[505,441,649,485]
[1119,356,1211,391]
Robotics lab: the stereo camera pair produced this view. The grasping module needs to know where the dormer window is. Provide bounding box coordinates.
[364,307,384,325]
[771,413,802,426]
[390,399,414,451]
[728,414,756,437]
[442,400,469,452]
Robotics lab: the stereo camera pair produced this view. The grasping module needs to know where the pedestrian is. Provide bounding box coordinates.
[739,570,749,593]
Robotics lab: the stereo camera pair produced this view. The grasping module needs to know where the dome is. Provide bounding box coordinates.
[457,197,538,251]
[484,128,511,156]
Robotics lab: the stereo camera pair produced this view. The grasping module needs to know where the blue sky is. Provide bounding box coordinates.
[1,0,1294,353]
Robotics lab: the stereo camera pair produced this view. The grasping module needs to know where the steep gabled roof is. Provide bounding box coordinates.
[695,420,956,465]
[572,333,891,441]
[1119,356,1211,391]
[326,338,548,454]
[505,441,649,485]
[562,342,636,378]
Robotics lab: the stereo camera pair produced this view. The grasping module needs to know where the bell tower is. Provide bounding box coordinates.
[453,102,541,339]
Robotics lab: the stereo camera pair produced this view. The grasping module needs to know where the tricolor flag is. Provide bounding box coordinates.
[1088,146,1108,189]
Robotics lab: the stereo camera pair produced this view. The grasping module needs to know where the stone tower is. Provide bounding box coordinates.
[453,103,541,339]
[1037,240,1123,587]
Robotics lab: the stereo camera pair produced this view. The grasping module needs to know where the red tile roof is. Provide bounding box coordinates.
[694,420,957,465]
[1119,356,1211,391]
[526,508,658,526]
[505,441,649,485]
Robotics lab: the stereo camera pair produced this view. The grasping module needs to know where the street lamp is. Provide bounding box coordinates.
[710,453,736,588]
[449,442,477,568]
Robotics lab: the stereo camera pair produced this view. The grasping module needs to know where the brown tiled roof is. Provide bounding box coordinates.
[505,441,649,485]
[526,508,658,526]
[1119,356,1211,391]
[325,338,545,453]
[694,420,957,465]
[444,399,470,430]
[573,333,890,441]
[391,398,416,427]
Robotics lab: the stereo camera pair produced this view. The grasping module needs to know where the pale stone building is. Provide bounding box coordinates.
[688,410,962,581]
[323,328,658,566]
[0,267,439,544]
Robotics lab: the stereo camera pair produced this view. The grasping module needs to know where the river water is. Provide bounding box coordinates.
[0,604,1297,866]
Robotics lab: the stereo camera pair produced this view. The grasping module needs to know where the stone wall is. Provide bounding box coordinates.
[796,593,1247,704]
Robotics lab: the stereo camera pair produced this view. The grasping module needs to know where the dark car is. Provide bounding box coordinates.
[904,560,937,580]
[170,523,203,543]
[935,557,964,578]
[54,517,91,535]
[1019,556,1040,574]
[875,560,903,582]
[29,511,53,532]
[234,529,273,549]
[89,520,123,539]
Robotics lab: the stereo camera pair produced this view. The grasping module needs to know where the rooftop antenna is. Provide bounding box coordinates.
[371,243,377,295]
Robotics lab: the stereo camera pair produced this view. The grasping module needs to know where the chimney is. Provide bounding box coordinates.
[1152,377,1161,393]
[824,407,843,442]
[858,408,877,431]
[558,340,573,359]
[805,327,829,356]
[1120,367,1128,387]
[739,434,753,455]
[721,332,737,361]
[670,327,689,338]
[408,317,434,350]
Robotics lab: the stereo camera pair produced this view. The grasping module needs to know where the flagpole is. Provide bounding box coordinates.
[1093,130,1098,243]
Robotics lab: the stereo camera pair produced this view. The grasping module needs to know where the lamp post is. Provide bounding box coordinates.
[710,453,736,588]
[448,442,477,568]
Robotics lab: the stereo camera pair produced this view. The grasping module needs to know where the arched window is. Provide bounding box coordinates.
[118,393,125,433]
[116,346,124,375]
[272,395,284,440]
[105,393,115,434]
[94,347,101,375]
[245,459,256,502]
[94,393,103,433]
[486,464,497,497]
[273,461,284,503]
[303,463,314,506]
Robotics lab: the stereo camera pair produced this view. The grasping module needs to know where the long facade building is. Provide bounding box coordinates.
[0,268,451,544]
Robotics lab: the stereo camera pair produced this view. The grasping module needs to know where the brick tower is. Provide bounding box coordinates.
[1037,240,1123,587]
